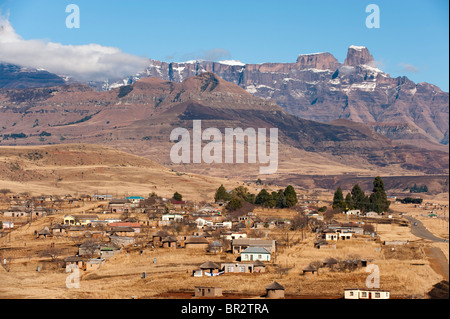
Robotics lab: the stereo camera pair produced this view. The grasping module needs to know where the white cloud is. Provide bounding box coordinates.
[0,15,149,81]
[399,63,419,73]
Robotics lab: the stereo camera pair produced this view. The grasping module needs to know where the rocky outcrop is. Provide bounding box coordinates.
[123,46,448,147]
[296,52,340,70]
[344,46,375,67]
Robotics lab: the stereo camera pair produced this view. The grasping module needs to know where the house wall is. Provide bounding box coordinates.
[345,289,390,299]
[195,287,222,297]
[241,253,270,262]
[222,263,253,273]
[185,243,209,250]
[266,290,284,299]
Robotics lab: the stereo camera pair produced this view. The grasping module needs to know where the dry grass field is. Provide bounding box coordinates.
[0,144,448,299]
[0,144,250,201]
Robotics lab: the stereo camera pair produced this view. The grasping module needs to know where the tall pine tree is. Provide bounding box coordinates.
[214,184,230,202]
[369,176,390,213]
[351,184,366,211]
[332,187,346,210]
[284,185,298,208]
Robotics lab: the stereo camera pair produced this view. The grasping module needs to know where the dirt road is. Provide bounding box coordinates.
[404,215,449,287]
[404,216,447,242]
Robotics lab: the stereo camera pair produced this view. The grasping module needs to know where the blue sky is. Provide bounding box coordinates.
[0,0,448,91]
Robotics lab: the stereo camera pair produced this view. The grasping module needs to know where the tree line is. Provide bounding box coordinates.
[332,176,390,214]
[214,184,298,212]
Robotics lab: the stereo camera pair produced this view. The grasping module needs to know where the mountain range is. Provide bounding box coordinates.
[1,45,448,150]
[0,71,448,183]
[109,46,448,149]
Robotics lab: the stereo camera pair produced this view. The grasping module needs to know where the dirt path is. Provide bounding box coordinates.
[425,247,449,281]
[404,216,446,242]
[404,214,449,296]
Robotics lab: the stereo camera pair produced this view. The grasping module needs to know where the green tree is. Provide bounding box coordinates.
[351,184,366,211]
[284,185,298,208]
[232,186,255,204]
[226,197,243,212]
[214,184,230,202]
[276,189,287,208]
[345,192,354,210]
[369,176,390,213]
[267,191,278,208]
[173,192,182,201]
[255,189,272,207]
[332,187,346,211]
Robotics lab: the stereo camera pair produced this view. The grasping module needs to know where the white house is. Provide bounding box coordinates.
[241,247,271,262]
[344,289,390,299]
[161,214,183,223]
[195,217,213,228]
[223,232,247,241]
[214,221,232,229]
[2,221,14,229]
[338,232,353,240]
[365,211,382,218]
[346,210,361,216]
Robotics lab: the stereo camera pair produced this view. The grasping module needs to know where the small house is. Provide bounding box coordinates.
[199,261,221,274]
[86,258,105,271]
[152,230,168,247]
[365,211,382,218]
[265,282,285,299]
[302,264,318,276]
[51,223,67,236]
[63,215,76,225]
[2,221,14,229]
[67,226,85,238]
[231,238,276,254]
[64,256,84,271]
[322,229,338,241]
[37,227,52,239]
[161,236,178,249]
[109,199,131,213]
[184,236,209,250]
[338,232,353,240]
[100,246,121,259]
[221,261,266,273]
[110,226,135,237]
[74,214,99,226]
[208,241,223,254]
[195,287,223,298]
[344,289,390,299]
[253,260,266,273]
[241,247,271,262]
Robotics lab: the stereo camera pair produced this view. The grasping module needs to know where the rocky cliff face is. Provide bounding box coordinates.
[344,45,375,67]
[120,46,448,147]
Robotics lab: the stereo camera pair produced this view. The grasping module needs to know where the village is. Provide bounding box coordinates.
[0,184,448,299]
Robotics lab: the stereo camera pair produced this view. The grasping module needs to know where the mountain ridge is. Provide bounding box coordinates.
[0,72,447,179]
[114,46,448,148]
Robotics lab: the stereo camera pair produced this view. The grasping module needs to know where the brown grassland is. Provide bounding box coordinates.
[0,144,448,299]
